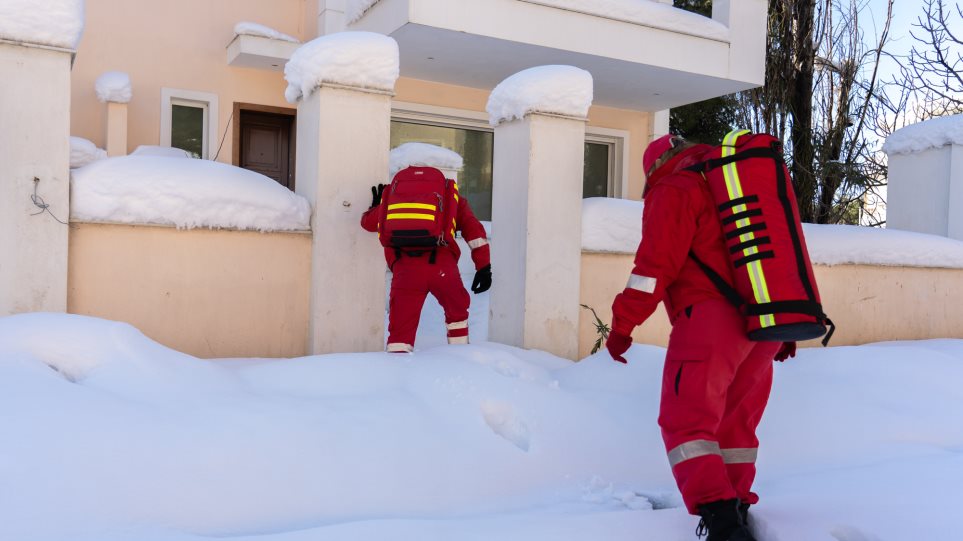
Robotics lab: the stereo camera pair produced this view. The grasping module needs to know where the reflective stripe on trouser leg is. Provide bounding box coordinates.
[387,343,413,353]
[667,439,722,468]
[720,447,757,464]
[447,320,469,344]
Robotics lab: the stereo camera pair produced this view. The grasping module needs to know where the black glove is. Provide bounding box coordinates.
[370,184,386,208]
[471,265,492,294]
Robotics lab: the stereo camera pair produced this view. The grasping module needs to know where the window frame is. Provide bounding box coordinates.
[160,88,219,159]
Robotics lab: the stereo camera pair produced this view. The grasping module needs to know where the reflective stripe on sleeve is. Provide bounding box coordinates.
[386,343,414,353]
[626,274,657,294]
[721,447,758,464]
[467,238,489,249]
[667,439,722,468]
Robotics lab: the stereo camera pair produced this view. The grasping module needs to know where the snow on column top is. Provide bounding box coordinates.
[283,31,399,103]
[389,143,464,178]
[94,71,132,103]
[0,0,84,50]
[882,114,963,156]
[234,22,300,43]
[346,0,381,24]
[487,65,594,127]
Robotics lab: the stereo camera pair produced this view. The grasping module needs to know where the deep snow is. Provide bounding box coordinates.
[389,142,464,177]
[283,31,399,103]
[487,65,594,126]
[883,113,963,155]
[0,313,960,541]
[0,0,84,49]
[94,71,132,103]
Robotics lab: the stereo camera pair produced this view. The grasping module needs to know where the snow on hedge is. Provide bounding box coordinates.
[69,136,106,169]
[487,65,594,126]
[389,143,464,177]
[234,21,299,43]
[882,114,963,156]
[94,71,131,103]
[0,312,961,540]
[523,0,729,41]
[284,31,399,103]
[70,156,311,232]
[346,0,381,23]
[580,197,963,269]
[0,0,84,49]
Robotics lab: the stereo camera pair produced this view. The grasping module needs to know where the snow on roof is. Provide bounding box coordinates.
[882,114,963,156]
[346,0,381,24]
[580,197,963,269]
[130,145,191,158]
[69,136,106,169]
[94,71,132,104]
[234,21,299,43]
[70,156,311,232]
[523,0,729,41]
[283,31,399,103]
[487,65,594,127]
[389,143,464,178]
[0,0,84,50]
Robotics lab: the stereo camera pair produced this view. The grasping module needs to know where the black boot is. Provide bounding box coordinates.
[695,499,757,541]
[738,502,750,526]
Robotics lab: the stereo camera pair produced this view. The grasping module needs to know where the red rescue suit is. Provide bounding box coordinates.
[610,144,780,514]
[361,185,490,352]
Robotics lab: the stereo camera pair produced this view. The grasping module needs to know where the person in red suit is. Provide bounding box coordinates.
[606,134,794,541]
[361,171,491,353]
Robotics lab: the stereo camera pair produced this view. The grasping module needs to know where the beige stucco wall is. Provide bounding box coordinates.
[70,0,313,160]
[578,252,963,359]
[67,223,311,359]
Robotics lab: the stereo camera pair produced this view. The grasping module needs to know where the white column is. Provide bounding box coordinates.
[295,83,392,354]
[948,144,963,241]
[318,0,347,36]
[490,113,586,360]
[0,42,72,315]
[105,102,128,157]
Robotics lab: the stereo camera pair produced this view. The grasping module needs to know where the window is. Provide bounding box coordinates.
[160,88,219,159]
[391,102,628,220]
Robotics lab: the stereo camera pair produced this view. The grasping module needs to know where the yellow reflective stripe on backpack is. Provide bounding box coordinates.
[720,129,776,328]
[386,213,436,221]
[387,203,437,211]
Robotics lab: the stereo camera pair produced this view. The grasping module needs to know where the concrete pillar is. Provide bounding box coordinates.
[489,113,586,360]
[948,144,963,241]
[295,83,392,354]
[0,41,72,315]
[105,102,128,157]
[318,0,347,36]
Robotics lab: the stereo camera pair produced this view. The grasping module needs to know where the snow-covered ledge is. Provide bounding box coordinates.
[0,0,82,315]
[488,66,592,360]
[286,31,399,354]
[884,115,963,242]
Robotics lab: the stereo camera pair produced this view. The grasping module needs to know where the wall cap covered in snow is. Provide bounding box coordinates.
[283,31,399,103]
[389,143,464,177]
[0,0,84,50]
[883,114,963,156]
[94,71,132,103]
[487,65,594,127]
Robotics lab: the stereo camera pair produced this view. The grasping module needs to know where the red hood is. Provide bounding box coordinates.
[643,144,713,197]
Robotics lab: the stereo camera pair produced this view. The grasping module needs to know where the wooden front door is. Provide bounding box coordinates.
[237,108,295,190]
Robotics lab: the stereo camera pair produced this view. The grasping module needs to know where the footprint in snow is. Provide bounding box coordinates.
[480,400,531,452]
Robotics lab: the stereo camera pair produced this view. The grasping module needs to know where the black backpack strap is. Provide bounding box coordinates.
[684,146,781,174]
[689,251,743,309]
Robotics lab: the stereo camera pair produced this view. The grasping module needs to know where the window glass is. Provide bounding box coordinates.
[390,121,494,221]
[171,104,204,158]
[583,142,611,198]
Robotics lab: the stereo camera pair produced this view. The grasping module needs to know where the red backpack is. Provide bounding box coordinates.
[378,166,455,254]
[686,130,835,345]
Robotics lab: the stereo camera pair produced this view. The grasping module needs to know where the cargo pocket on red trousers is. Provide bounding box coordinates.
[664,348,710,398]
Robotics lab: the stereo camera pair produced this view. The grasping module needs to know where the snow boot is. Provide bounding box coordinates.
[695,499,757,541]
[739,502,751,526]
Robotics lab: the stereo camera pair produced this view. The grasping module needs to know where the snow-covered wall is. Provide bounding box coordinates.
[284,31,399,103]
[885,115,963,242]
